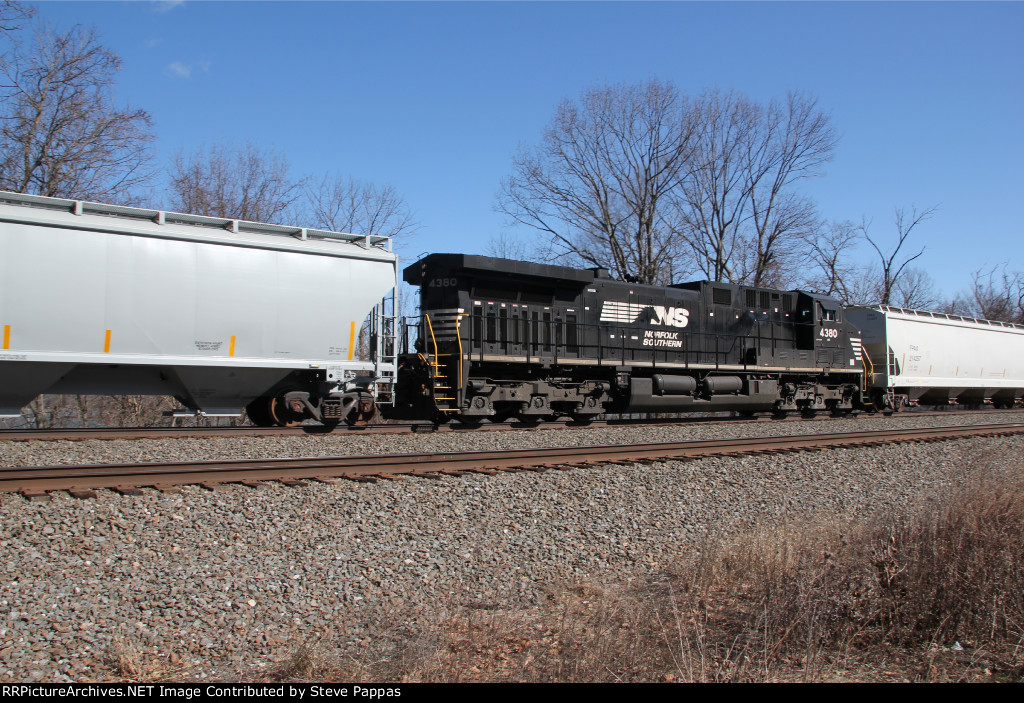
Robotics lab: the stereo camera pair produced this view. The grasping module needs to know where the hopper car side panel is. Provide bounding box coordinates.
[0,192,398,419]
[846,306,1024,407]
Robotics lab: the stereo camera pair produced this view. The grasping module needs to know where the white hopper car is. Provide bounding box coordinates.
[0,191,398,426]
[846,306,1024,410]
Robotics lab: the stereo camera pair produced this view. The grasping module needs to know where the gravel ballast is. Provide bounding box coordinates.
[1,413,1022,682]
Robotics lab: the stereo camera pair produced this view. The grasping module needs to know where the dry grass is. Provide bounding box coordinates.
[274,453,1024,683]
[103,637,197,682]
[99,452,1023,683]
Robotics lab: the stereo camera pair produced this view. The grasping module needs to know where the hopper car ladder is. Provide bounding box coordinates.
[371,292,399,409]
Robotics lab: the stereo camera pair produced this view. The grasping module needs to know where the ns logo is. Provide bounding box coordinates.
[651,306,689,328]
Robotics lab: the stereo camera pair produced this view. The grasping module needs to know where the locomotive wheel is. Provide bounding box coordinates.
[269,395,305,427]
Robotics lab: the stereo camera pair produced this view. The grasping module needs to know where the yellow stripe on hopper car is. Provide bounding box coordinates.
[104,329,111,353]
[2,325,9,350]
[348,321,356,361]
[230,335,236,357]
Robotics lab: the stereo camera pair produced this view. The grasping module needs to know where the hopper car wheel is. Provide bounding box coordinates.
[269,394,305,427]
[246,397,275,427]
[344,409,374,427]
[344,393,377,427]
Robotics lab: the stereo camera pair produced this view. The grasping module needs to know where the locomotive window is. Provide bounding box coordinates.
[822,307,837,321]
[713,288,732,305]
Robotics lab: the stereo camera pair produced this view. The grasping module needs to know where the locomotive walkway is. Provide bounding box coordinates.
[3,422,1023,499]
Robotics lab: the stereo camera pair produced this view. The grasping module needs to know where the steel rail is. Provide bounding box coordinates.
[2,408,1021,442]
[3,423,1023,497]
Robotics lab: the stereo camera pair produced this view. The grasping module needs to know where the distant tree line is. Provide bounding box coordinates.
[493,79,1022,323]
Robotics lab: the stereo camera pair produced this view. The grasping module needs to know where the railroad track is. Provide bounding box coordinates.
[4,422,1023,500]
[2,408,1021,442]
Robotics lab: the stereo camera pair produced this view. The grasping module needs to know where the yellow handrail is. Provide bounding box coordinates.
[424,313,439,365]
[861,345,876,406]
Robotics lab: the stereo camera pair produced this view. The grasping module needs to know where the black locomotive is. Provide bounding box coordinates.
[387,254,864,423]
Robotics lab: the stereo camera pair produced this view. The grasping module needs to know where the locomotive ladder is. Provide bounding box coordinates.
[424,314,460,415]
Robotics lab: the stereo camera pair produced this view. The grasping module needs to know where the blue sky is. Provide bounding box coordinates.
[35,1,1024,300]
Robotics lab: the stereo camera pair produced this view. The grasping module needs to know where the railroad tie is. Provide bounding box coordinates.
[113,485,144,496]
[20,489,50,502]
[68,488,98,499]
[152,484,182,494]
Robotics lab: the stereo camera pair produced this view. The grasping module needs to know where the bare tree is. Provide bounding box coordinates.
[951,265,1024,323]
[497,79,698,285]
[891,267,939,310]
[485,231,530,260]
[0,1,33,32]
[677,90,836,286]
[0,23,155,202]
[862,205,937,305]
[302,173,417,238]
[499,82,836,287]
[801,220,861,301]
[167,141,301,222]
